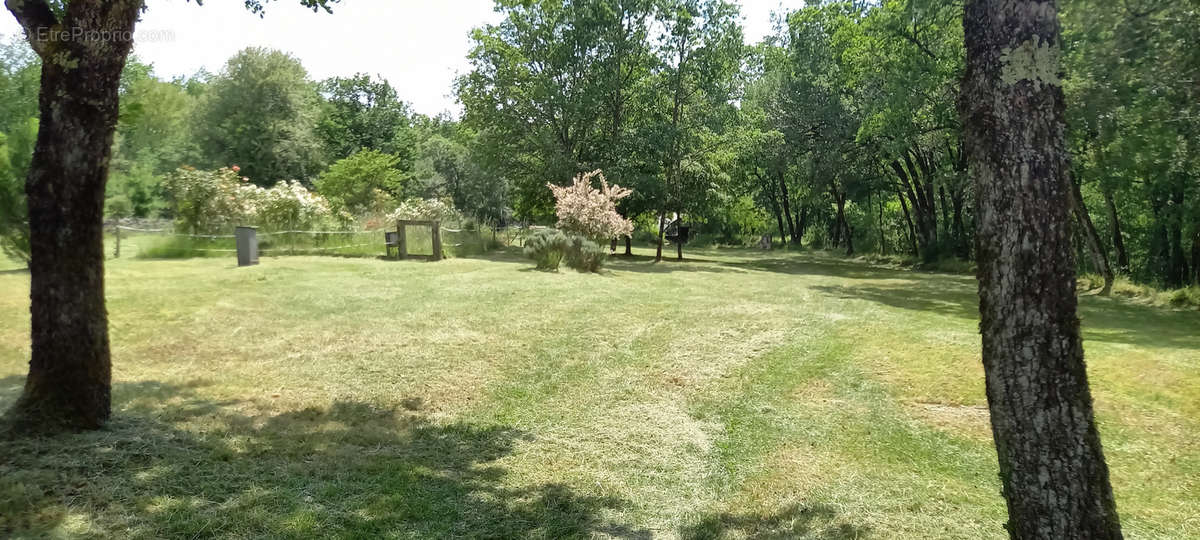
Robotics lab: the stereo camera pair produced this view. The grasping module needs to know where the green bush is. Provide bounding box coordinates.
[565,235,607,273]
[1167,287,1200,309]
[523,228,569,270]
[138,236,232,259]
[105,195,134,220]
[444,229,500,258]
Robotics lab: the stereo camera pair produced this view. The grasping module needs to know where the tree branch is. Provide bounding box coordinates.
[5,0,59,57]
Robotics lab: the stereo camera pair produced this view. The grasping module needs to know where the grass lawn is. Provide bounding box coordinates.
[1,248,1197,539]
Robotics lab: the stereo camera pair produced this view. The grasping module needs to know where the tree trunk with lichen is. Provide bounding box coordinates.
[3,0,141,433]
[960,1,1123,538]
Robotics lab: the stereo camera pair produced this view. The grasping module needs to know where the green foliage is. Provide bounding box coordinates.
[104,195,133,221]
[106,162,166,218]
[1063,0,1200,287]
[256,180,335,232]
[162,167,253,234]
[0,36,39,133]
[115,76,198,175]
[564,234,607,273]
[456,0,744,225]
[386,197,461,224]
[696,194,769,245]
[523,228,570,271]
[317,73,414,163]
[315,150,405,214]
[0,39,38,264]
[0,119,36,263]
[193,48,325,184]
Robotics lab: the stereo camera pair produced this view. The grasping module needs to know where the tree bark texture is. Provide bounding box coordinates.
[961,1,1123,538]
[4,0,142,432]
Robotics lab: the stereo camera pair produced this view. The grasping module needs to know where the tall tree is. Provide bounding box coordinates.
[458,0,610,218]
[194,47,325,185]
[960,0,1122,537]
[317,73,413,161]
[2,0,337,434]
[653,0,742,260]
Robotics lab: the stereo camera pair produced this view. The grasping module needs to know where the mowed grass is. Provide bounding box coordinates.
[0,248,1197,539]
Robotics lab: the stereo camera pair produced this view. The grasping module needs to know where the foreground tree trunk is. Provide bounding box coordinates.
[4,0,142,432]
[961,1,1122,538]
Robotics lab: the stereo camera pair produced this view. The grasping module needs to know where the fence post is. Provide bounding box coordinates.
[397,220,407,260]
[431,220,442,261]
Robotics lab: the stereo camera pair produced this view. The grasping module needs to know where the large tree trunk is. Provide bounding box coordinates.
[4,0,142,433]
[833,189,852,256]
[1167,184,1189,288]
[892,158,939,261]
[1191,228,1200,286]
[655,211,665,261]
[961,1,1123,538]
[1150,197,1171,284]
[769,196,787,246]
[1068,174,1114,295]
[898,190,919,255]
[1101,186,1129,273]
[796,206,808,242]
[878,192,888,255]
[776,172,799,244]
[952,185,969,259]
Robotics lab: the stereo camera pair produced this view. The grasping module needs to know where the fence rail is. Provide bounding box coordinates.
[108,223,501,260]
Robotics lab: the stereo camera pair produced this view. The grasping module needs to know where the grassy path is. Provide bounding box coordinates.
[1,248,1197,538]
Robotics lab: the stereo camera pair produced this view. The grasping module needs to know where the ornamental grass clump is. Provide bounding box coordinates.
[523,228,570,270]
[565,235,607,273]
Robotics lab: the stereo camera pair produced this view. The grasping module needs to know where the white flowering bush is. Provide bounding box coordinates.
[163,166,335,234]
[386,197,461,224]
[163,166,259,234]
[258,180,333,231]
[547,170,633,242]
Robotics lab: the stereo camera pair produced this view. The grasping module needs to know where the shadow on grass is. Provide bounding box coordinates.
[720,255,932,281]
[681,503,871,539]
[0,378,649,539]
[810,280,1200,351]
[607,254,748,274]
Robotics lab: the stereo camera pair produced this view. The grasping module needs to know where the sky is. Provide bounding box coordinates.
[0,1,804,117]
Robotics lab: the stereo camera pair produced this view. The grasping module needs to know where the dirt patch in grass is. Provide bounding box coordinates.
[906,402,992,441]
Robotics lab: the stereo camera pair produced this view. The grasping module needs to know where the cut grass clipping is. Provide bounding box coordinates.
[1,248,1197,538]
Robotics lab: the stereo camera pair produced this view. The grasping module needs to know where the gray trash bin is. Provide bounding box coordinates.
[236,226,259,267]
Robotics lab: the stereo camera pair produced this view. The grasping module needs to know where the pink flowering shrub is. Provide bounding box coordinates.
[547,170,633,242]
